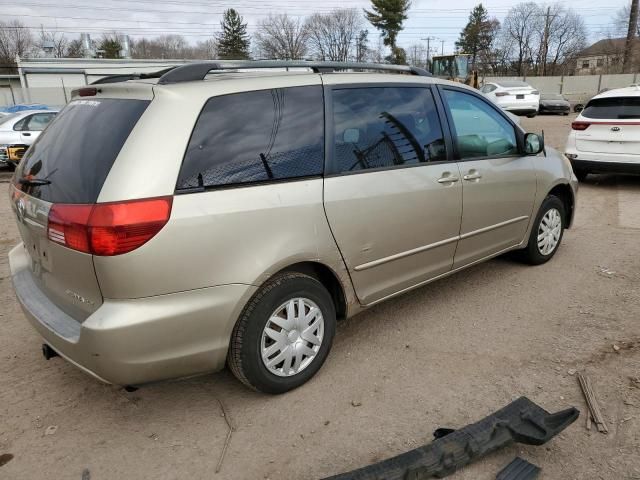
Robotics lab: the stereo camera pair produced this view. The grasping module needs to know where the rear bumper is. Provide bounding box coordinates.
[570,159,640,174]
[503,106,538,115]
[9,244,257,386]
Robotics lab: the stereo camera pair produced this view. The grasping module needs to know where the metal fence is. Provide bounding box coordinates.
[0,85,73,108]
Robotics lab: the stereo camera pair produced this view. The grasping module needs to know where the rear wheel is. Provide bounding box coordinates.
[518,195,565,265]
[228,271,336,394]
[526,112,537,118]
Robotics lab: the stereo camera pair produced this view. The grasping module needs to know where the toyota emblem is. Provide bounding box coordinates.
[611,126,621,132]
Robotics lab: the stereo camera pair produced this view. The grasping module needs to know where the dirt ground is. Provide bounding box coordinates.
[1,113,639,480]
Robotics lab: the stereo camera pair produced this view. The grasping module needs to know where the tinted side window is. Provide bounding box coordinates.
[582,97,640,119]
[332,87,446,173]
[444,89,518,159]
[27,113,56,131]
[177,86,324,190]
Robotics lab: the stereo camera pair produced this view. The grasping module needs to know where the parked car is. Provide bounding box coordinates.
[9,62,577,394]
[565,86,640,180]
[539,93,570,115]
[480,80,540,117]
[0,109,58,168]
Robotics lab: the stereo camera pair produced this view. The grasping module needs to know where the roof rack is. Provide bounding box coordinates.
[155,61,431,85]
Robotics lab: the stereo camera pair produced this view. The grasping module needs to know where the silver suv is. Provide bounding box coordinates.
[9,61,577,394]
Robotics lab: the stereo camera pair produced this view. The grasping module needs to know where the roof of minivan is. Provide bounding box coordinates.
[592,86,640,99]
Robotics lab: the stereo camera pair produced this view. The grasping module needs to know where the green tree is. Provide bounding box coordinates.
[455,4,499,70]
[364,0,411,64]
[98,34,122,59]
[217,8,250,59]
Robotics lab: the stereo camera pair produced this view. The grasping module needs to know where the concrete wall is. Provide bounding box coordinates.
[483,73,640,105]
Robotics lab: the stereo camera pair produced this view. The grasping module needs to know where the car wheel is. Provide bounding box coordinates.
[228,271,336,394]
[563,112,569,116]
[518,195,565,265]
[527,112,537,118]
[574,169,589,181]
[574,104,584,113]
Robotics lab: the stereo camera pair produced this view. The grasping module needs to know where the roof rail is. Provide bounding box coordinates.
[156,61,431,85]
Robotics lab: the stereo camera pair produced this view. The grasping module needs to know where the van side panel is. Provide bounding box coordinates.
[92,180,356,306]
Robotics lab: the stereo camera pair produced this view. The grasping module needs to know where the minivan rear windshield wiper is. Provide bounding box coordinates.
[19,177,51,186]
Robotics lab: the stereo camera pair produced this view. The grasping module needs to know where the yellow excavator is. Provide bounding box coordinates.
[431,54,479,89]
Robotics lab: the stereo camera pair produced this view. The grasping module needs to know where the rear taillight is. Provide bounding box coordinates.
[47,197,173,256]
[571,121,591,131]
[495,92,509,97]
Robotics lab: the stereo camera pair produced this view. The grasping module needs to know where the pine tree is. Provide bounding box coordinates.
[217,9,250,59]
[364,0,411,64]
[455,4,499,69]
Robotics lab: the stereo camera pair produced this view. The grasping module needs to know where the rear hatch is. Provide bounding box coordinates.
[574,96,640,155]
[504,87,538,102]
[10,96,151,322]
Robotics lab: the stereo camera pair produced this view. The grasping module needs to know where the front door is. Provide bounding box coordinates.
[440,87,537,268]
[323,84,463,305]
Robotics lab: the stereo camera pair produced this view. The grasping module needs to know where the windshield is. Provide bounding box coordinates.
[15,98,150,203]
[582,97,640,119]
[0,113,18,127]
[542,94,565,100]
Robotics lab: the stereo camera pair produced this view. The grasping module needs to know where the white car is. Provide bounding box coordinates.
[0,109,58,168]
[480,81,540,117]
[565,86,640,180]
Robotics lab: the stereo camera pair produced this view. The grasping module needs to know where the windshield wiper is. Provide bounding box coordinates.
[19,178,51,186]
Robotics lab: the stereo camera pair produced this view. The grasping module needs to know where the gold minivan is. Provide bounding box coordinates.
[9,61,577,393]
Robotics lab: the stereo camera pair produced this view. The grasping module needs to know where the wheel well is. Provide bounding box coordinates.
[278,262,347,320]
[548,184,574,228]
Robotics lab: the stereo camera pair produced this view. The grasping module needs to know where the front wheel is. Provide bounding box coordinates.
[228,271,336,394]
[518,195,565,265]
[574,169,589,182]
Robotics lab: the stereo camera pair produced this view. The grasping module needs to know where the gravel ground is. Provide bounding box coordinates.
[1,113,639,480]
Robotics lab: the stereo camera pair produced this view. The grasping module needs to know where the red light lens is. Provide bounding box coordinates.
[78,87,98,97]
[47,197,172,256]
[571,122,590,131]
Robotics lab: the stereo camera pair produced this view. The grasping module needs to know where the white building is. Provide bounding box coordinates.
[8,57,192,107]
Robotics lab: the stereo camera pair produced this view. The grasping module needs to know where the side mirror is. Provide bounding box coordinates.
[343,128,360,144]
[524,132,544,155]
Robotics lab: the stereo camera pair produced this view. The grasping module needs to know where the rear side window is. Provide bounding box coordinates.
[582,97,640,119]
[332,87,446,173]
[27,112,56,131]
[177,86,324,190]
[16,98,150,204]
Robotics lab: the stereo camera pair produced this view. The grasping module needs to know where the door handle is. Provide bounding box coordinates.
[437,175,459,184]
[22,132,31,136]
[463,172,482,181]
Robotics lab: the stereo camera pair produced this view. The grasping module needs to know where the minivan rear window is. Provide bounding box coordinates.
[582,97,640,119]
[15,98,150,204]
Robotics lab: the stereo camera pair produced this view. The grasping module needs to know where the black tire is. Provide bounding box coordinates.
[574,169,589,181]
[228,271,336,394]
[518,195,566,265]
[526,112,537,118]
[563,112,569,116]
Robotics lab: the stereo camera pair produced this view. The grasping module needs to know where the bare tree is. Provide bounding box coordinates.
[355,30,369,62]
[501,3,542,75]
[0,20,35,72]
[38,27,68,58]
[406,43,428,68]
[254,14,308,59]
[542,6,587,75]
[614,3,640,37]
[193,38,217,59]
[305,9,363,61]
[66,39,86,58]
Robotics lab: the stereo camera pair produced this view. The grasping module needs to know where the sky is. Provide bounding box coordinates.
[1,0,631,56]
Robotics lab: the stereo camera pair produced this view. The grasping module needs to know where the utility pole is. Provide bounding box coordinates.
[623,0,639,73]
[421,36,436,68]
[440,39,445,56]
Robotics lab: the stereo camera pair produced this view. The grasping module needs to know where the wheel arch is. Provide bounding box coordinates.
[548,183,575,228]
[273,261,348,321]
